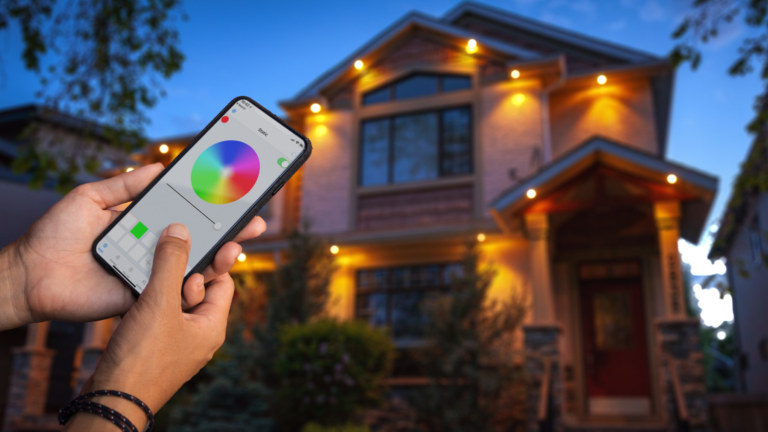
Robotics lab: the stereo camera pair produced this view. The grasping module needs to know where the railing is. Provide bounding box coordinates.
[667,359,690,430]
[538,357,554,432]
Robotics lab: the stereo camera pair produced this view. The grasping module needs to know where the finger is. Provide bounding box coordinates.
[189,273,234,326]
[181,273,206,309]
[230,216,267,242]
[201,242,241,282]
[142,223,189,310]
[81,163,164,209]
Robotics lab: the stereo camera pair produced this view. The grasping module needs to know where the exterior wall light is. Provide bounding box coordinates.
[666,174,678,184]
[597,74,607,85]
[330,245,340,255]
[510,69,520,79]
[526,188,537,199]
[354,59,364,70]
[159,144,169,154]
[310,103,322,113]
[466,38,478,54]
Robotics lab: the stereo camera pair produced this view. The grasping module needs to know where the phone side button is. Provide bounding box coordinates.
[270,181,285,196]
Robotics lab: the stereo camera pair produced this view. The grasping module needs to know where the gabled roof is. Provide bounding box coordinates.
[490,137,718,243]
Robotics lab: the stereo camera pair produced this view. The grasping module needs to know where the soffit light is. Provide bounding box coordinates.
[666,174,678,184]
[510,69,520,79]
[466,38,478,54]
[330,245,340,255]
[159,143,169,154]
[597,74,607,85]
[310,103,322,113]
[354,59,364,70]
[526,188,537,199]
[237,253,246,262]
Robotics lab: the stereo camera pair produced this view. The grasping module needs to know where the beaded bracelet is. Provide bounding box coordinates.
[58,390,154,431]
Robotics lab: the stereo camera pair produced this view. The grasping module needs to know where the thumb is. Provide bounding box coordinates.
[141,223,190,310]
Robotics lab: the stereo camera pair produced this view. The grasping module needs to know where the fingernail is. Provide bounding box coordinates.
[164,223,189,241]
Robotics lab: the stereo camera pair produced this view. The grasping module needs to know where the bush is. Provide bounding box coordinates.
[302,423,369,432]
[275,319,394,430]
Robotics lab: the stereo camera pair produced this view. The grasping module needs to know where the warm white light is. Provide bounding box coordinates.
[716,330,727,341]
[666,173,678,184]
[354,59,364,70]
[477,233,486,242]
[158,143,169,154]
[466,38,478,54]
[597,74,607,85]
[237,253,246,263]
[330,245,340,255]
[526,188,537,199]
[310,103,322,113]
[125,167,135,172]
[510,69,520,79]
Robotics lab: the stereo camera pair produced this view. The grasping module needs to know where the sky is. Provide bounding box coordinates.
[0,0,757,327]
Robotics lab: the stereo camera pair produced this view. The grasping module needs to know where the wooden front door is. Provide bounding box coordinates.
[580,276,651,416]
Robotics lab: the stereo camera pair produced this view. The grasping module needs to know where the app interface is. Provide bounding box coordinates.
[95,98,306,292]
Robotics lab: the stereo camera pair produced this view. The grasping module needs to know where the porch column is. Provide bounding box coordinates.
[73,319,114,394]
[653,201,707,431]
[3,322,55,431]
[523,212,561,432]
[653,201,686,318]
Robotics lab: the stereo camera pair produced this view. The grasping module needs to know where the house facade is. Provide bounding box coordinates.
[1,3,720,432]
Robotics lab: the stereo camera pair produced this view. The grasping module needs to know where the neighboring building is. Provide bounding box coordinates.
[709,138,768,395]
[1,3,721,432]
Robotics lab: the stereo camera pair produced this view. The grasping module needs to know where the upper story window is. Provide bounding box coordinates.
[359,106,472,186]
[750,216,765,263]
[362,73,471,106]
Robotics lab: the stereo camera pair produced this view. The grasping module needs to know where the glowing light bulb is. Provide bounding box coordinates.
[466,38,478,54]
[597,74,607,85]
[354,59,364,70]
[125,167,135,172]
[526,188,537,199]
[667,174,678,184]
[310,103,322,113]
[510,69,520,79]
[477,233,486,242]
[330,245,340,255]
[237,253,246,262]
[159,144,169,154]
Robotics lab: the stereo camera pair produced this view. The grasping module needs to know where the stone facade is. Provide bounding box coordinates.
[524,324,562,432]
[2,347,55,432]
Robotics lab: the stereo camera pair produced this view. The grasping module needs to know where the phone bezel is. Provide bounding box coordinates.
[91,96,312,296]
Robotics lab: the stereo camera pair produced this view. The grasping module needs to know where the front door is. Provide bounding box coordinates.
[580,275,651,416]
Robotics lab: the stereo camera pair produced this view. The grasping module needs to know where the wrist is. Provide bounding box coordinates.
[0,241,33,330]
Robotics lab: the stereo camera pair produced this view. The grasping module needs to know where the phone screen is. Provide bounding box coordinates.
[94,97,308,293]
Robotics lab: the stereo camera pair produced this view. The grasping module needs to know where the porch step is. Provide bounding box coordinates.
[563,420,667,432]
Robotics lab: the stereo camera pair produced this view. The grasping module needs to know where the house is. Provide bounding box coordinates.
[709,138,768,395]
[1,2,719,431]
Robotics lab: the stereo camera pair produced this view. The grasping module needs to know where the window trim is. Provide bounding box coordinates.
[358,104,473,187]
[362,72,472,106]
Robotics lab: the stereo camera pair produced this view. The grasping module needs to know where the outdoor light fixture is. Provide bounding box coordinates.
[125,167,135,172]
[466,38,478,54]
[666,173,678,184]
[158,144,169,154]
[354,59,364,70]
[477,233,487,242]
[330,245,340,255]
[526,188,537,199]
[510,69,520,79]
[310,103,322,113]
[597,74,607,85]
[237,253,246,262]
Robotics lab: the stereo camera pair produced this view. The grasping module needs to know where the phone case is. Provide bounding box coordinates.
[91,96,312,297]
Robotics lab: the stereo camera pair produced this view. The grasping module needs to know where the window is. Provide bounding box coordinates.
[355,263,462,343]
[359,106,472,186]
[749,216,765,263]
[362,73,471,106]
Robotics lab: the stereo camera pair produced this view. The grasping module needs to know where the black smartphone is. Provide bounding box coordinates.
[92,96,311,296]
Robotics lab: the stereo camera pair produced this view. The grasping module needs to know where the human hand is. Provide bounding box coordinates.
[65,223,234,430]
[0,163,265,329]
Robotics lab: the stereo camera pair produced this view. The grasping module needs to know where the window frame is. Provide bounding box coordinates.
[357,104,473,187]
[362,72,472,106]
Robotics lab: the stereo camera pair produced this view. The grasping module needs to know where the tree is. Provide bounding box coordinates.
[412,243,528,432]
[0,0,185,190]
[672,0,768,266]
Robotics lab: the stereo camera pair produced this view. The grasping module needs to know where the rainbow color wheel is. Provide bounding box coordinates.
[191,140,260,204]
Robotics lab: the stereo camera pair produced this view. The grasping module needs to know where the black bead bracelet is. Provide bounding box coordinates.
[58,389,154,431]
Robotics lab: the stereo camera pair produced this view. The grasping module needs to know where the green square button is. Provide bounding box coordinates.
[130,221,148,239]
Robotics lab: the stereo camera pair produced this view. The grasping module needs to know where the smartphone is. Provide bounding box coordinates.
[92,96,311,295]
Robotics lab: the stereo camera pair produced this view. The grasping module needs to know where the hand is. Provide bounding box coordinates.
[0,163,265,329]
[66,224,234,430]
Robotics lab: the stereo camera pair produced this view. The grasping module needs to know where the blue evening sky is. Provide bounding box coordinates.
[0,0,760,284]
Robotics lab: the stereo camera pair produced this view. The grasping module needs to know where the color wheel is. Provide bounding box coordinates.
[191,140,260,204]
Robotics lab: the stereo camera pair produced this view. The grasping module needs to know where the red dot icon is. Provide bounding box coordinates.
[221,116,229,123]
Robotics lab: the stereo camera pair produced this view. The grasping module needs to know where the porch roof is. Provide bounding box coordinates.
[489,137,718,243]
